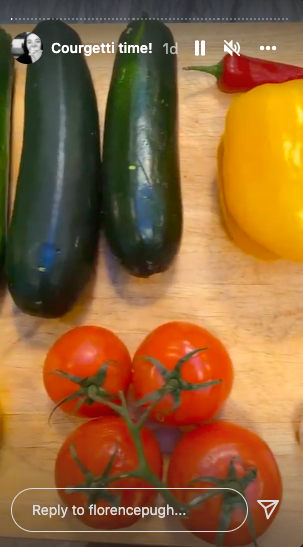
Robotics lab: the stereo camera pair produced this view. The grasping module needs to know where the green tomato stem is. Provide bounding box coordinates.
[79,390,258,546]
[86,387,188,514]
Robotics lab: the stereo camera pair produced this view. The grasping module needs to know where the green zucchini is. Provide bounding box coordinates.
[102,16,182,277]
[6,20,101,318]
[0,28,13,270]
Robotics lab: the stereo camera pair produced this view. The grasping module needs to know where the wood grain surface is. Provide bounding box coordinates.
[1,22,303,547]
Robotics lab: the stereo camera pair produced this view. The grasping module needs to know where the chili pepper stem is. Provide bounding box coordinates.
[183,61,223,80]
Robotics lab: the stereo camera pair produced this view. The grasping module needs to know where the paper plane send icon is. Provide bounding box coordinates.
[257,500,279,520]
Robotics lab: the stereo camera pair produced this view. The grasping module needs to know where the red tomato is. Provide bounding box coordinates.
[43,326,132,418]
[55,416,163,529]
[167,421,282,546]
[132,322,233,425]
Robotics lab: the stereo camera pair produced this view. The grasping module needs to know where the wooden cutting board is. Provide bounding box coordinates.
[1,22,303,547]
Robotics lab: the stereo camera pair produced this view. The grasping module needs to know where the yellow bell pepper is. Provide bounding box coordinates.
[218,80,303,262]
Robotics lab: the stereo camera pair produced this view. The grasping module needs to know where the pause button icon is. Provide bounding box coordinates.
[195,40,205,56]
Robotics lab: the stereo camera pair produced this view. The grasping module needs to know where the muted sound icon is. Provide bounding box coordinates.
[223,39,240,56]
[257,500,279,519]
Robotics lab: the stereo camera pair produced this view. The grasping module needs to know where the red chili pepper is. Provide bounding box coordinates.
[183,54,303,93]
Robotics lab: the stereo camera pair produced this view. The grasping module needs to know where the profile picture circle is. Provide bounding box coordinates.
[11,32,43,64]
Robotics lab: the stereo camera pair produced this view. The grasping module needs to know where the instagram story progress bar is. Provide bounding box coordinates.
[195,40,205,56]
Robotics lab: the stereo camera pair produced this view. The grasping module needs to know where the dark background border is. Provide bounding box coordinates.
[1,0,303,23]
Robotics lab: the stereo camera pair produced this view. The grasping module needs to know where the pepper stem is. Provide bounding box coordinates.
[183,60,223,81]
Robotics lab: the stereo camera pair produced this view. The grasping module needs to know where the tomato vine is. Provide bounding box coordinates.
[60,349,258,547]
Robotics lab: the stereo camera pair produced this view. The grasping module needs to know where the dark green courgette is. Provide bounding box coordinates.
[0,28,13,270]
[102,16,182,277]
[6,20,101,318]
